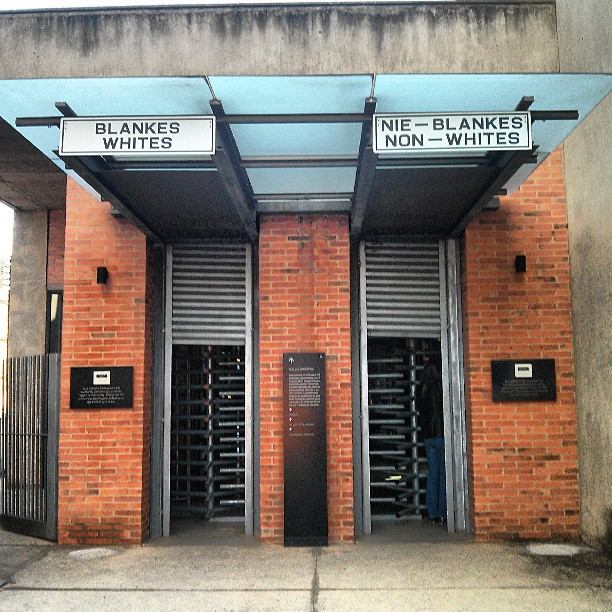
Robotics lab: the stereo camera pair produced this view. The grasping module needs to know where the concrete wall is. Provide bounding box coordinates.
[7,210,47,357]
[0,3,558,77]
[555,0,612,553]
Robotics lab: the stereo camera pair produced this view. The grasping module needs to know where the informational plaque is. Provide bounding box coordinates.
[70,367,134,409]
[491,359,556,402]
[283,353,328,546]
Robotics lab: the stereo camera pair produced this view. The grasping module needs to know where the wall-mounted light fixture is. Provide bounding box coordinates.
[515,255,527,274]
[96,266,109,284]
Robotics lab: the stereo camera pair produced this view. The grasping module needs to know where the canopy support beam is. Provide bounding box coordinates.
[210,98,258,242]
[350,97,377,237]
[449,147,538,238]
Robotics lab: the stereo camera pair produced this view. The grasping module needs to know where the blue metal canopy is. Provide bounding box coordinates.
[0,73,609,240]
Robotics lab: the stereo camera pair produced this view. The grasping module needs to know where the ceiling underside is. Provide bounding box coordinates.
[0,73,609,239]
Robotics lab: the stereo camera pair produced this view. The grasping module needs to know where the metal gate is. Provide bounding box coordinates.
[162,242,253,536]
[359,241,469,534]
[0,354,59,540]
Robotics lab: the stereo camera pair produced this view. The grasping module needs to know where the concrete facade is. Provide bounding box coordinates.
[555,0,612,553]
[7,210,47,358]
[0,4,559,77]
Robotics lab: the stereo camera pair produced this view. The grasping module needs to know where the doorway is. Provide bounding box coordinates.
[160,242,253,538]
[358,240,469,535]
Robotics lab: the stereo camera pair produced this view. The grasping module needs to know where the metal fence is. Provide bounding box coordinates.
[0,354,59,540]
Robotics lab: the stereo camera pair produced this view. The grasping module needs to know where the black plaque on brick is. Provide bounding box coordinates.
[283,353,328,547]
[70,367,134,409]
[491,359,556,402]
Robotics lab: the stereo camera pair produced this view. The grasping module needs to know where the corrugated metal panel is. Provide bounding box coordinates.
[172,243,247,346]
[364,242,441,338]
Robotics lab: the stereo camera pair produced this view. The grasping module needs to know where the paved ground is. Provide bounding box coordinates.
[0,521,610,611]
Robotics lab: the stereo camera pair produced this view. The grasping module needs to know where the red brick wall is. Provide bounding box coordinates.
[47,209,66,288]
[259,215,353,543]
[462,148,579,541]
[58,179,152,544]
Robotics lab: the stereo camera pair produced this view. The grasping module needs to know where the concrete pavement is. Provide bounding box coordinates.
[0,522,610,611]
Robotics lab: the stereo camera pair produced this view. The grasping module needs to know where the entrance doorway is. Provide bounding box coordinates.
[358,240,469,536]
[160,242,253,537]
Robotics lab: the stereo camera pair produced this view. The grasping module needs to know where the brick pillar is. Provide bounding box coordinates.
[58,179,152,544]
[462,148,579,541]
[259,215,353,543]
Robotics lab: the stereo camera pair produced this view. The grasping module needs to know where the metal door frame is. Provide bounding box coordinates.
[161,243,254,537]
[358,239,469,534]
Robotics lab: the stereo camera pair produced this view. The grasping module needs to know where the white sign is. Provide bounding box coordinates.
[514,363,533,379]
[373,112,531,154]
[59,116,216,157]
[93,370,111,386]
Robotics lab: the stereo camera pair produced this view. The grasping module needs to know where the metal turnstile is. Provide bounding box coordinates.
[171,345,246,520]
[367,338,440,519]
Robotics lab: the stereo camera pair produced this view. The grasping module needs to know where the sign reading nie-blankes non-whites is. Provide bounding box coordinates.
[373,112,531,154]
[59,116,216,157]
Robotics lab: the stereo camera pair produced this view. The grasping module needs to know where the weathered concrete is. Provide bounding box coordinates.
[0,4,559,78]
[555,0,612,554]
[0,119,66,212]
[7,210,47,358]
[0,524,610,611]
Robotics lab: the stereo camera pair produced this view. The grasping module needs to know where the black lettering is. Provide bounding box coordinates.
[380,119,395,132]
[459,118,471,130]
[157,122,168,135]
[169,122,180,134]
[508,132,520,145]
[499,117,509,130]
[120,122,131,135]
[145,122,156,134]
[149,137,160,149]
[102,136,118,149]
[132,122,144,135]
[432,118,445,130]
[496,133,507,145]
[485,117,498,130]
[512,116,524,129]
[161,136,172,149]
[400,118,412,131]
[95,123,106,135]
[472,117,484,130]
[384,135,397,147]
[445,118,456,131]
[446,133,463,146]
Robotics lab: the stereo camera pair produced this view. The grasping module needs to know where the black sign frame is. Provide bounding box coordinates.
[283,352,328,547]
[491,359,556,402]
[70,366,134,409]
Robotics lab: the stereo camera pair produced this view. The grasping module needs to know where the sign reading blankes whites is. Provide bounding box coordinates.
[59,116,215,157]
[373,112,531,154]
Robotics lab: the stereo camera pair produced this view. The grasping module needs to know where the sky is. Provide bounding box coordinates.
[0,204,13,261]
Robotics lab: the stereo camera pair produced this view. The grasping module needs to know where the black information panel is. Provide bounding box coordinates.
[283,353,328,547]
[70,367,134,409]
[491,359,556,402]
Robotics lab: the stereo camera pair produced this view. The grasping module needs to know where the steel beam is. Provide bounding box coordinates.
[210,99,258,242]
[350,98,377,237]
[449,148,538,237]
[57,153,162,242]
